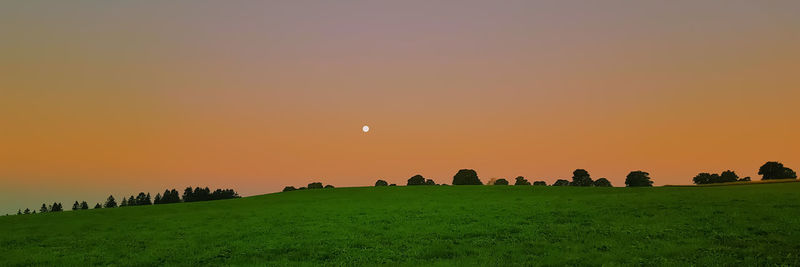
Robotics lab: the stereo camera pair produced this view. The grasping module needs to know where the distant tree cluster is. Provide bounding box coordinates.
[182,187,241,202]
[452,169,482,185]
[693,170,748,185]
[375,180,389,186]
[15,186,239,216]
[514,176,531,186]
[758,162,797,180]
[282,182,335,192]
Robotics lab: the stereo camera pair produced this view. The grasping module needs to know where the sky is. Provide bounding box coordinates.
[1,1,799,214]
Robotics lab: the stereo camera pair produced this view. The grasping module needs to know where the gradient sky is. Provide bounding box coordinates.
[2,1,799,214]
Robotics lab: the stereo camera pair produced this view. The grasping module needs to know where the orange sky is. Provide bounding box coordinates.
[1,1,799,214]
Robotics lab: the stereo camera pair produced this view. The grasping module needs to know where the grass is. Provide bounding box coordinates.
[2,183,800,266]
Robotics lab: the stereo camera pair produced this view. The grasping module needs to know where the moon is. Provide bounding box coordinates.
[362,125,370,133]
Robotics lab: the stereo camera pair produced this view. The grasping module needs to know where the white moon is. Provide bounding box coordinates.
[362,125,370,133]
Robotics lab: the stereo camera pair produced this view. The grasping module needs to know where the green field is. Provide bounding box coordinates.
[2,183,800,266]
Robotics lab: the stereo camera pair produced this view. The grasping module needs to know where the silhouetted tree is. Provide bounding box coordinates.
[375,180,388,186]
[425,179,436,185]
[389,184,397,186]
[552,179,570,186]
[80,201,89,210]
[283,186,297,192]
[593,178,612,187]
[120,198,128,207]
[452,169,482,185]
[570,169,594,186]
[514,176,531,186]
[40,203,48,213]
[17,209,22,215]
[407,175,426,186]
[104,195,117,208]
[154,193,162,204]
[72,201,80,211]
[533,181,547,186]
[32,211,36,214]
[625,171,653,187]
[738,176,751,182]
[183,187,193,202]
[324,185,335,188]
[758,162,797,180]
[24,208,31,214]
[94,203,102,209]
[719,170,739,183]
[307,182,324,189]
[50,203,63,212]
[693,173,716,185]
[493,178,509,185]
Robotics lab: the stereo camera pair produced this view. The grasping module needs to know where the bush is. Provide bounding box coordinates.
[493,179,509,185]
[407,175,426,186]
[389,184,397,186]
[593,178,612,187]
[570,169,593,186]
[307,182,324,189]
[452,169,482,185]
[533,181,547,186]
[514,176,531,186]
[324,185,335,188]
[625,171,653,187]
[552,179,570,186]
[375,180,388,186]
[282,186,297,192]
[425,179,436,185]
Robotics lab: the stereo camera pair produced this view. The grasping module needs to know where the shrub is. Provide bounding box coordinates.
[425,179,436,185]
[493,179,509,185]
[307,182,324,189]
[282,186,297,192]
[552,179,570,186]
[324,185,335,188]
[375,180,388,186]
[452,169,482,185]
[593,178,612,187]
[533,181,547,186]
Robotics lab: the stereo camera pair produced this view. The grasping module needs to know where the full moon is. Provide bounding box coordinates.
[362,125,370,133]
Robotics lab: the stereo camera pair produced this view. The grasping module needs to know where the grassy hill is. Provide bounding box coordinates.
[2,183,800,266]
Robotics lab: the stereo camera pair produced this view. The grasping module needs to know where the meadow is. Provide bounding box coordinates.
[2,183,800,266]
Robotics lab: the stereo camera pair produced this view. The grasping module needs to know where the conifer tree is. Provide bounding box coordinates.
[94,203,102,209]
[105,195,118,208]
[40,204,48,213]
[80,201,89,210]
[120,198,128,207]
[72,201,80,211]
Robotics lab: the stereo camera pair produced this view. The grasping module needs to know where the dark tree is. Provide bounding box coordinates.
[210,189,240,200]
[154,193,162,204]
[40,203,48,213]
[759,161,797,180]
[282,186,297,192]
[493,178,509,185]
[425,179,436,185]
[452,169,482,185]
[407,175,426,186]
[32,211,36,214]
[80,201,89,210]
[514,176,531,186]
[593,178,612,187]
[738,176,751,182]
[570,169,594,186]
[50,203,63,212]
[625,171,653,187]
[533,181,547,186]
[24,208,31,214]
[183,187,194,202]
[389,184,397,186]
[719,170,739,183]
[324,185,335,188]
[375,180,388,186]
[17,209,22,215]
[104,195,117,208]
[127,196,135,206]
[94,203,102,209]
[120,198,128,207]
[72,201,80,211]
[692,173,715,185]
[552,179,570,186]
[307,182,324,189]
[298,187,307,190]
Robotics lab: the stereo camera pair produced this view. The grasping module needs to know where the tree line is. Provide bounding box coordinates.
[364,168,651,188]
[15,187,239,216]
[692,161,795,185]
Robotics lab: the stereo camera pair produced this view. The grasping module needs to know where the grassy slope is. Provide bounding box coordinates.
[2,184,800,266]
